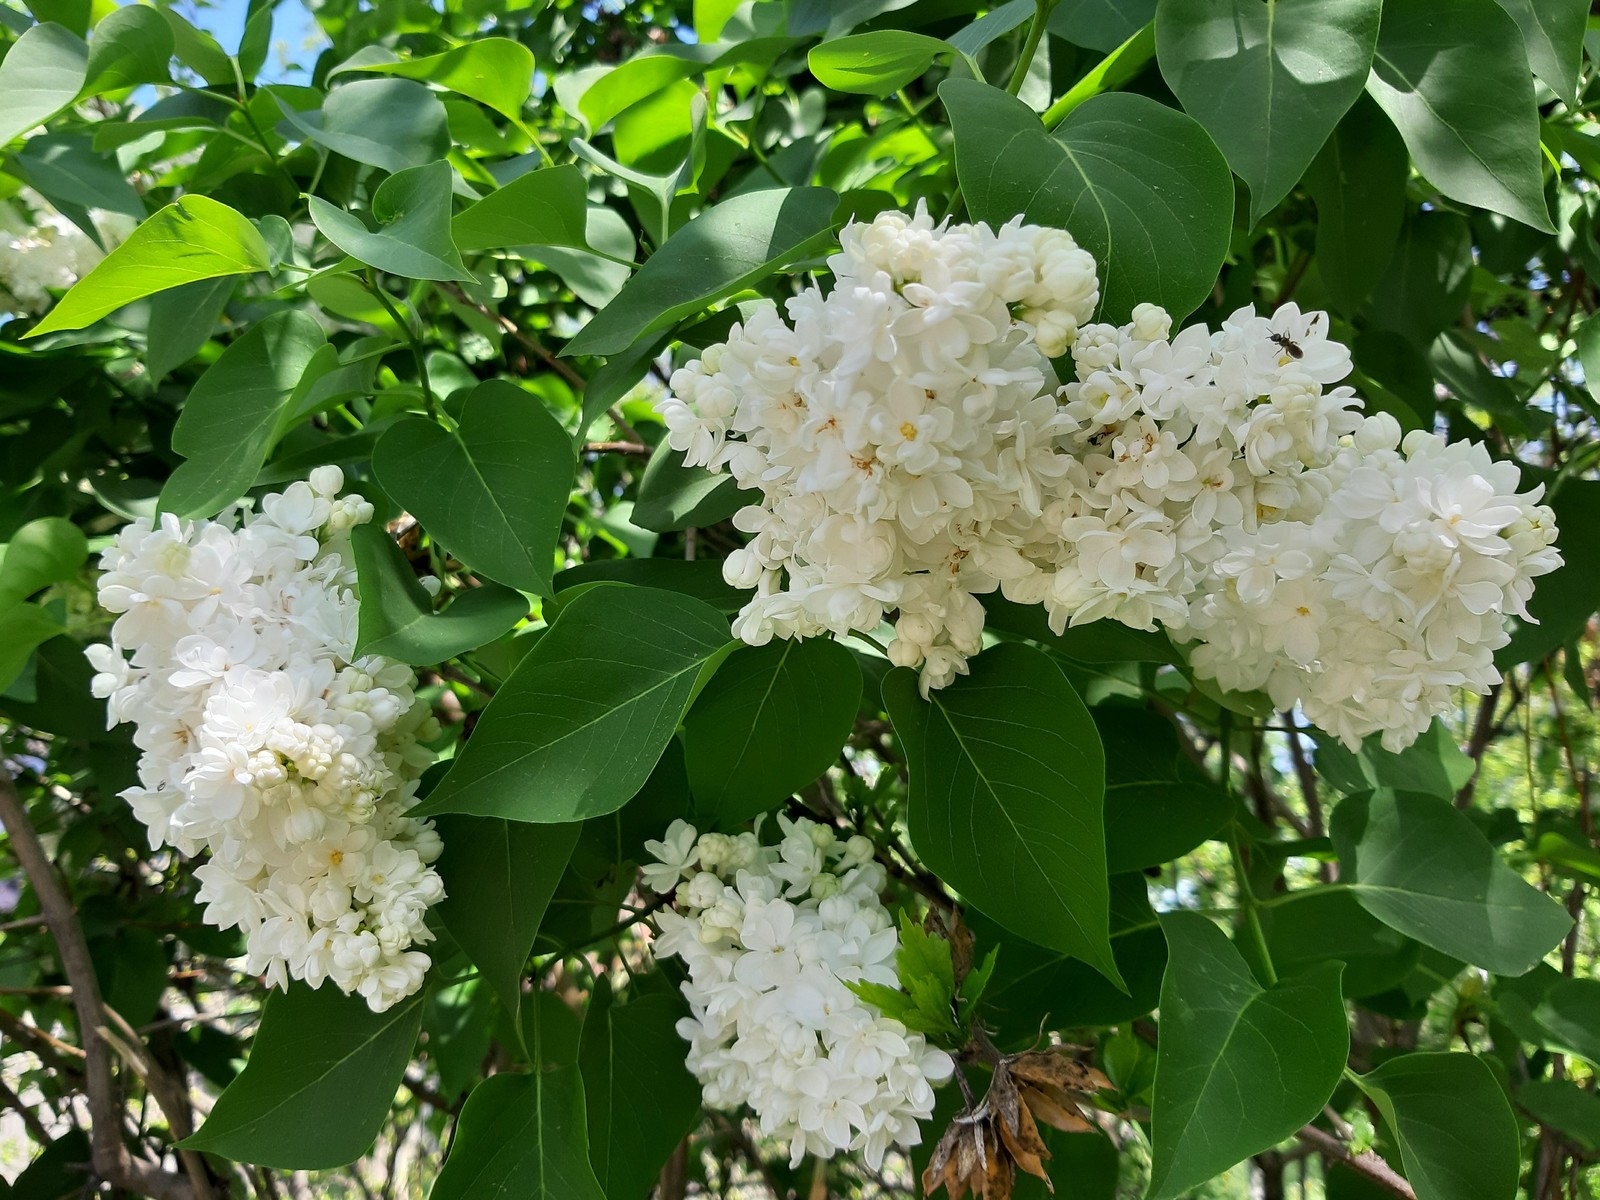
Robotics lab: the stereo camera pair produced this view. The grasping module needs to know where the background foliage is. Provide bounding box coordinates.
[1,0,1599,1198]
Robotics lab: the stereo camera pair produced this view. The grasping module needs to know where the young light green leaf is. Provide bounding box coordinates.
[431,1070,605,1200]
[335,38,534,124]
[1353,1053,1520,1200]
[349,524,528,665]
[0,517,88,607]
[181,984,423,1169]
[1303,94,1408,314]
[452,164,590,253]
[0,22,87,146]
[371,379,575,596]
[809,31,951,95]
[882,643,1120,984]
[1367,0,1553,232]
[159,311,326,519]
[415,585,732,823]
[432,815,579,1026]
[27,196,271,337]
[1331,789,1572,975]
[1147,912,1348,1200]
[273,78,451,175]
[682,637,862,825]
[159,8,233,85]
[947,1,1034,57]
[80,3,174,98]
[941,79,1233,324]
[1156,0,1381,227]
[0,604,68,694]
[563,186,839,358]
[578,980,703,1200]
[308,160,472,281]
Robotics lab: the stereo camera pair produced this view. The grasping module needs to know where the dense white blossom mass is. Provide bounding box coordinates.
[658,207,1561,748]
[647,816,955,1169]
[0,188,133,315]
[87,469,444,1011]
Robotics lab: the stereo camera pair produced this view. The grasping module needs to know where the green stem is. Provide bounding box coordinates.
[1005,0,1059,97]
[365,271,436,417]
[1230,826,1278,985]
[1220,712,1279,984]
[1041,21,1156,130]
[1255,882,1352,909]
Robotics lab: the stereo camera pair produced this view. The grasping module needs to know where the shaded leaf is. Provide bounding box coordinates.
[182,984,422,1169]
[1331,789,1571,975]
[308,160,472,281]
[883,643,1119,982]
[579,980,703,1200]
[1494,0,1586,107]
[430,1070,605,1200]
[682,637,862,824]
[1367,0,1553,231]
[1302,96,1407,314]
[1353,1053,1520,1200]
[350,523,527,664]
[274,78,451,176]
[563,186,839,357]
[371,379,575,596]
[1156,0,1380,227]
[942,79,1233,324]
[633,444,759,533]
[1147,912,1347,1200]
[415,585,732,823]
[433,815,579,1026]
[160,311,326,518]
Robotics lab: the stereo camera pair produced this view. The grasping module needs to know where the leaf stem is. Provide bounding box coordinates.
[365,270,436,417]
[1221,712,1279,984]
[1005,0,1059,98]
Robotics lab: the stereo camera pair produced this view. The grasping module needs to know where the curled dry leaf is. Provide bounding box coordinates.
[922,1047,1110,1198]
[922,1106,1012,1200]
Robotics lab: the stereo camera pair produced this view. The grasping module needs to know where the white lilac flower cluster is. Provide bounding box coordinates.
[0,189,133,315]
[645,816,955,1169]
[657,206,1561,749]
[1186,424,1560,749]
[658,205,1101,692]
[86,468,445,1011]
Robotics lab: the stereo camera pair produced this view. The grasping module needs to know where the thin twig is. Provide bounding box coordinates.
[0,769,195,1200]
[1296,1124,1415,1200]
[0,1071,51,1144]
[100,1003,215,1200]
